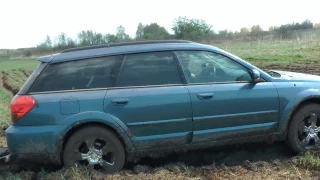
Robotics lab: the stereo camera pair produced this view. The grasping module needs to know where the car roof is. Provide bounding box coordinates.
[38,40,221,63]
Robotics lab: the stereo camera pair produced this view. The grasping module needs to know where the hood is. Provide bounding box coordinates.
[269,70,320,82]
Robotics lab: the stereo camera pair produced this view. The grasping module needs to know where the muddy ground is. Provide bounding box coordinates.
[1,65,320,179]
[263,64,320,76]
[1,142,319,179]
[0,142,297,175]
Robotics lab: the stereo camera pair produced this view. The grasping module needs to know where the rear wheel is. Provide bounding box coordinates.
[287,103,320,153]
[63,126,125,173]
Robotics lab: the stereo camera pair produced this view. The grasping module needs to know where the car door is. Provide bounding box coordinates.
[174,50,279,143]
[104,51,193,149]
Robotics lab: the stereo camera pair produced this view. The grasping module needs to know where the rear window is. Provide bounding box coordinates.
[29,56,122,92]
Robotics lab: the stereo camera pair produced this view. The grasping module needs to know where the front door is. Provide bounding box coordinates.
[175,50,279,143]
[104,51,193,149]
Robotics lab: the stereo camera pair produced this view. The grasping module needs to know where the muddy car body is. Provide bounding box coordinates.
[5,40,320,172]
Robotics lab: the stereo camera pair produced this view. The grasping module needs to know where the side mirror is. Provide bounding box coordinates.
[251,69,261,83]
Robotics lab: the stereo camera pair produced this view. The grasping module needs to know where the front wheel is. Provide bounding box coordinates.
[287,103,320,154]
[63,126,125,173]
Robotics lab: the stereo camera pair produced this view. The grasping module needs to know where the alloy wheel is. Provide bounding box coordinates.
[298,113,320,149]
[71,137,116,171]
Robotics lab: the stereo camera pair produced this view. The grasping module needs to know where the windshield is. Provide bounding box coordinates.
[211,46,271,77]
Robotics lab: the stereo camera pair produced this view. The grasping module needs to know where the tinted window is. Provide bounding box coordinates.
[175,51,252,83]
[30,56,122,92]
[116,52,182,87]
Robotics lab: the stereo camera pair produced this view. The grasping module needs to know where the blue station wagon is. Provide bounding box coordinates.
[5,40,320,172]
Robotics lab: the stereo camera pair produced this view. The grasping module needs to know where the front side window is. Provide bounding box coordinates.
[116,51,182,87]
[175,51,252,84]
[30,55,122,92]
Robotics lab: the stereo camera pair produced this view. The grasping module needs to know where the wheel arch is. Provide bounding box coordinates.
[57,111,136,156]
[62,121,132,151]
[279,96,320,138]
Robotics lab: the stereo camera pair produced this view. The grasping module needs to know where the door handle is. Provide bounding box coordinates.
[111,98,129,106]
[197,93,214,100]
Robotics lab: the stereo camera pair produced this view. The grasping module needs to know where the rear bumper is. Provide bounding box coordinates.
[5,125,67,165]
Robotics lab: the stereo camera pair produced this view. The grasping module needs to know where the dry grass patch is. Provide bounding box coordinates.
[0,136,6,147]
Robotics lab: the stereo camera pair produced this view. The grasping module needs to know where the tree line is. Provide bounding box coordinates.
[21,17,320,56]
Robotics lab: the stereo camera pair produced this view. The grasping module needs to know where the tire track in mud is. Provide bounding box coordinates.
[0,72,13,98]
[126,142,292,170]
[1,71,18,96]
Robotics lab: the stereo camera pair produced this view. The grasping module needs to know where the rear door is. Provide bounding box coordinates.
[103,51,193,149]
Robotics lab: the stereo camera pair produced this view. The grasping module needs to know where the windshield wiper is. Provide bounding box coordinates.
[265,70,281,77]
[265,70,274,76]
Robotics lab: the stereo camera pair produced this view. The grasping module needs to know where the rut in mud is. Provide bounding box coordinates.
[0,72,14,97]
[0,68,31,96]
[125,142,292,170]
[1,71,18,96]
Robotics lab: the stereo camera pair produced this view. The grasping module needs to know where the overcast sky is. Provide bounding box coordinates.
[0,0,319,49]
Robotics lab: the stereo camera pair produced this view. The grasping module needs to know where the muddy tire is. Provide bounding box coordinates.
[63,126,125,173]
[287,103,320,154]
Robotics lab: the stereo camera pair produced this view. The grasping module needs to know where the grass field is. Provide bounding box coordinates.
[216,39,320,66]
[0,58,38,71]
[1,39,320,179]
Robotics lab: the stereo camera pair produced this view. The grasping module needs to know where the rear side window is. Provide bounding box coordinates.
[116,52,182,87]
[30,56,122,92]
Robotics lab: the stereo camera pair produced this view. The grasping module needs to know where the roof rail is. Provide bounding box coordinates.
[60,40,193,53]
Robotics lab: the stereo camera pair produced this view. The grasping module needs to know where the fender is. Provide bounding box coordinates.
[278,88,320,134]
[57,111,136,152]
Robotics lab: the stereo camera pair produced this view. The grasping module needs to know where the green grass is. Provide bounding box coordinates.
[0,58,39,71]
[214,39,320,67]
[182,164,193,177]
[293,151,320,170]
[0,88,11,129]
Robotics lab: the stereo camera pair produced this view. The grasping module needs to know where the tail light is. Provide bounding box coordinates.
[11,95,37,123]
